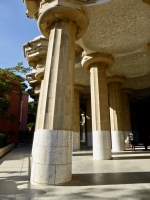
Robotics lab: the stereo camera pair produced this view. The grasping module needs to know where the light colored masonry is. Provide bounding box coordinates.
[23,0,150,185]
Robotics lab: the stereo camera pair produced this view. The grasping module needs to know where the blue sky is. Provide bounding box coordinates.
[0,1,41,100]
[0,1,40,69]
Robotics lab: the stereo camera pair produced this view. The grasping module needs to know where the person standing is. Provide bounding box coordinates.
[128,132,135,151]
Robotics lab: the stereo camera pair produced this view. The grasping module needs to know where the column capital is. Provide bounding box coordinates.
[26,72,40,86]
[23,35,48,67]
[26,72,41,97]
[74,84,84,92]
[121,88,132,94]
[37,1,89,40]
[35,68,45,81]
[23,0,39,19]
[107,75,126,84]
[81,52,114,70]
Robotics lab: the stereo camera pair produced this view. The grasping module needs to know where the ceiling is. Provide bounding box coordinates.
[75,0,150,90]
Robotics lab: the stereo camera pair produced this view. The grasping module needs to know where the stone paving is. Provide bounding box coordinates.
[1,143,150,199]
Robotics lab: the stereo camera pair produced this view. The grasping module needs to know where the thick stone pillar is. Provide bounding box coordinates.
[31,21,75,185]
[121,88,132,140]
[82,52,114,160]
[23,36,48,157]
[26,2,88,185]
[107,76,126,151]
[83,94,92,147]
[73,84,84,151]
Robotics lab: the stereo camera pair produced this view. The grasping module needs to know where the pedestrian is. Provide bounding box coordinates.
[127,132,135,151]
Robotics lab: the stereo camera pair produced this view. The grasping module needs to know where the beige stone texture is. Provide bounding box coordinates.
[24,35,48,99]
[36,21,75,131]
[82,53,113,159]
[90,63,110,131]
[23,0,39,19]
[108,76,126,151]
[23,0,150,91]
[108,76,126,131]
[121,88,132,133]
[28,0,89,184]
[73,84,84,150]
[73,85,84,132]
[37,1,89,40]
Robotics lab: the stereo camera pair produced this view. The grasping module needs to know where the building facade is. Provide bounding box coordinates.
[0,78,28,144]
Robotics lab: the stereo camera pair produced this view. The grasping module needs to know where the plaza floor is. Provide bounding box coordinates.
[1,143,150,200]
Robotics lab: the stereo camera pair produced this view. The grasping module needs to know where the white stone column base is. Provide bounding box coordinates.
[87,132,93,147]
[73,132,80,151]
[111,131,125,151]
[92,131,111,160]
[31,129,72,185]
[31,131,38,156]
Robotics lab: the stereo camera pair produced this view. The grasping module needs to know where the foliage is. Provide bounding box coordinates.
[27,122,35,128]
[27,102,37,128]
[3,62,31,78]
[0,133,7,148]
[0,62,31,123]
[28,102,37,116]
[20,82,28,91]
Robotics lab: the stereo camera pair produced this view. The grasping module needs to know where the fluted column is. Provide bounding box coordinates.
[25,2,89,185]
[83,94,92,147]
[73,84,84,151]
[107,76,126,151]
[82,52,114,160]
[31,21,75,185]
[121,88,132,141]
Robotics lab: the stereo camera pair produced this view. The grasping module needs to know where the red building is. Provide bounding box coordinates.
[0,78,28,144]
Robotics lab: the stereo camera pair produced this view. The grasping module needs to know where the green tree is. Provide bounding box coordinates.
[20,82,28,91]
[0,62,31,123]
[27,101,37,129]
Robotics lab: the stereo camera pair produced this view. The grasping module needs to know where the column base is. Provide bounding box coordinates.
[87,132,93,147]
[73,132,80,151]
[93,131,111,160]
[31,131,38,156]
[111,131,125,151]
[31,129,72,185]
[81,132,86,143]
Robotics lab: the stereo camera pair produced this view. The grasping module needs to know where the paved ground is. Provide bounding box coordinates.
[1,143,150,200]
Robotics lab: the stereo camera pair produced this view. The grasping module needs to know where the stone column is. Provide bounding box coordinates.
[73,84,84,151]
[23,36,48,157]
[25,2,88,185]
[121,88,132,141]
[107,76,126,151]
[82,52,114,160]
[83,94,92,147]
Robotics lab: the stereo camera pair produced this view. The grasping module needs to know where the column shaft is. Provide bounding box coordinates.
[31,21,75,185]
[32,79,44,156]
[90,63,111,159]
[86,97,92,146]
[108,82,124,151]
[73,89,80,150]
[121,91,131,139]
